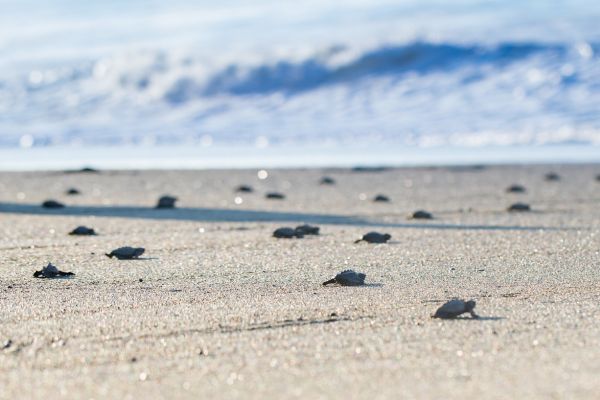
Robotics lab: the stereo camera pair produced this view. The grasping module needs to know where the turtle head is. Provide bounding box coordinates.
[383,234,391,240]
[465,300,476,312]
[134,248,145,257]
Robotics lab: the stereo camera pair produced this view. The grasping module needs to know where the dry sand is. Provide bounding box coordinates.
[1,165,599,399]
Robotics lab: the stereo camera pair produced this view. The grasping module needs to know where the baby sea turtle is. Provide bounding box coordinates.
[373,194,390,202]
[105,247,145,260]
[295,224,320,235]
[235,185,254,193]
[33,263,74,279]
[506,184,526,193]
[595,174,600,182]
[156,195,177,209]
[411,210,433,219]
[65,188,81,195]
[266,192,285,200]
[319,176,336,185]
[322,270,366,286]
[42,200,65,209]
[69,226,96,236]
[273,227,303,239]
[355,232,391,244]
[508,202,531,212]
[545,172,560,181]
[432,299,479,319]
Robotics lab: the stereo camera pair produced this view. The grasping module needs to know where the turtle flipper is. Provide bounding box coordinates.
[322,278,337,286]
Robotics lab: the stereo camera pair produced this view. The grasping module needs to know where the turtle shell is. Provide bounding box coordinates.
[432,299,477,319]
[69,226,96,236]
[106,247,145,259]
[359,232,391,243]
[273,227,302,239]
[156,196,177,209]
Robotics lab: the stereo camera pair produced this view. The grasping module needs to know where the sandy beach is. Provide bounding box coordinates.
[1,165,599,399]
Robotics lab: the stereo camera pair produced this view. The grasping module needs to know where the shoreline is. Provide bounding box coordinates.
[0,144,599,171]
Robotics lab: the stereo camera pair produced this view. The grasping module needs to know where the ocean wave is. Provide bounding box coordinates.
[1,40,599,147]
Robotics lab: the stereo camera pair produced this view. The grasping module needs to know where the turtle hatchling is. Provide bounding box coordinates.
[33,263,74,279]
[65,188,81,195]
[235,185,254,193]
[322,270,366,286]
[42,200,65,209]
[432,299,479,319]
[266,192,285,200]
[320,176,336,185]
[508,202,531,212]
[273,227,303,239]
[373,194,390,202]
[355,232,391,244]
[69,226,96,236]
[545,172,560,181]
[155,195,177,209]
[506,184,526,193]
[295,224,320,235]
[105,247,145,260]
[411,210,433,219]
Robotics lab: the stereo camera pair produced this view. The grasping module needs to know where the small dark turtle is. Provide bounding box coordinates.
[373,194,390,202]
[322,270,366,286]
[33,263,74,279]
[65,188,81,195]
[42,200,65,209]
[273,227,303,239]
[411,210,433,219]
[295,224,320,235]
[155,195,177,209]
[506,184,526,193]
[105,247,145,260]
[235,185,254,193]
[351,166,388,173]
[432,299,478,319]
[355,232,391,244]
[595,174,600,182]
[508,202,531,212]
[68,226,96,236]
[545,172,560,181]
[319,176,336,185]
[265,192,285,200]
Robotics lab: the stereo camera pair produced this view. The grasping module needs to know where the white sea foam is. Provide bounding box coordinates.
[0,0,599,153]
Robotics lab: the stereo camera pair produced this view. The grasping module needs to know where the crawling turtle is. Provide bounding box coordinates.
[155,195,177,209]
[265,192,285,200]
[295,224,320,235]
[545,172,560,181]
[235,185,254,193]
[506,184,526,193]
[355,232,391,244]
[65,188,81,195]
[105,247,145,260]
[68,226,96,236]
[42,200,65,209]
[319,176,336,185]
[432,299,479,319]
[411,210,433,219]
[322,270,366,286]
[33,263,74,279]
[508,202,531,212]
[273,227,303,239]
[373,194,390,202]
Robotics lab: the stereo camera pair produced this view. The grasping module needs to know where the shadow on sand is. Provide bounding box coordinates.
[0,202,570,232]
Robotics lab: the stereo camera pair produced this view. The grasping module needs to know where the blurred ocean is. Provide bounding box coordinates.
[1,0,599,166]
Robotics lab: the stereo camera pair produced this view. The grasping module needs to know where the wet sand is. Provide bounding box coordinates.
[1,165,599,399]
